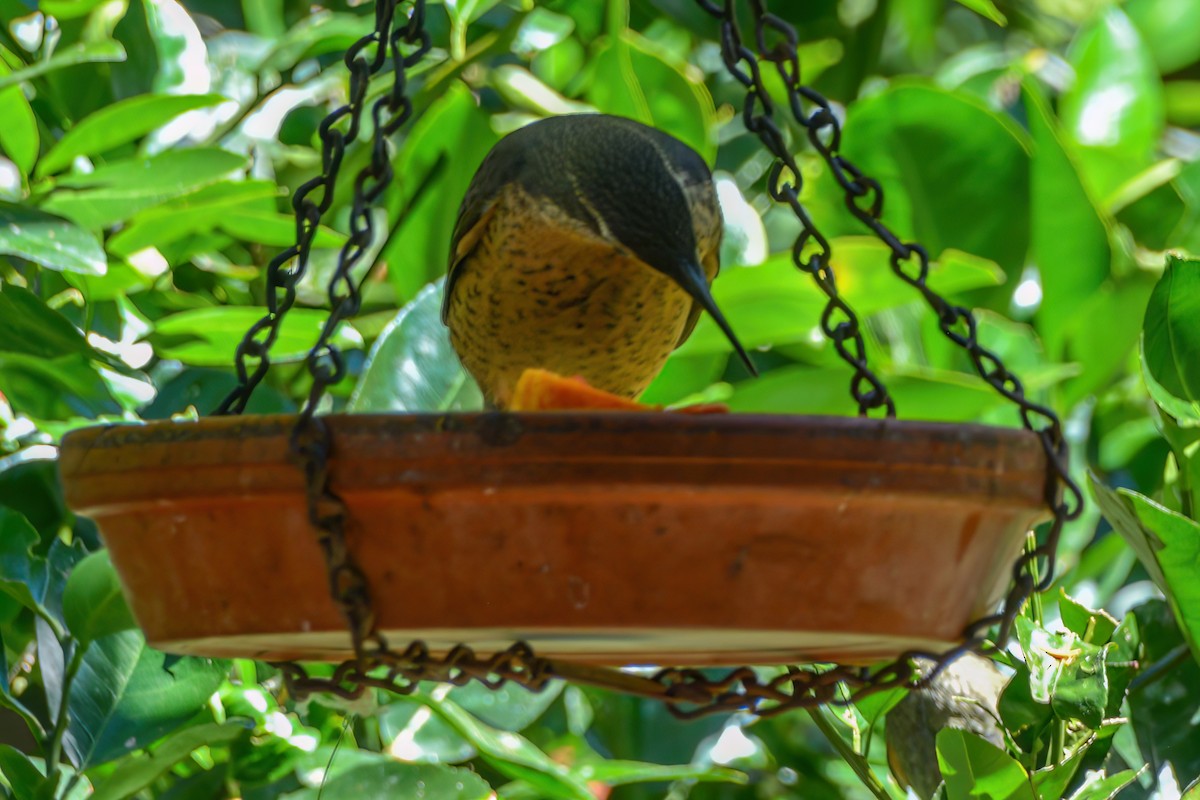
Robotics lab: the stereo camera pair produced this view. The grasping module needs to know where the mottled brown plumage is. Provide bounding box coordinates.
[441,113,752,408]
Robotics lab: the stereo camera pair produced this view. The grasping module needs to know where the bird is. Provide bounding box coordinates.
[886,654,1009,799]
[440,113,755,410]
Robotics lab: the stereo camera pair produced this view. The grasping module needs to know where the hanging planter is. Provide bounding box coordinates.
[60,413,1046,665]
[57,0,1080,715]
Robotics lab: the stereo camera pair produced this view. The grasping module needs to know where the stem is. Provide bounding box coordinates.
[806,708,892,800]
[1025,530,1044,625]
[44,639,88,773]
[1048,719,1066,769]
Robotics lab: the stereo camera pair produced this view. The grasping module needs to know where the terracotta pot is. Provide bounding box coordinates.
[58,413,1047,666]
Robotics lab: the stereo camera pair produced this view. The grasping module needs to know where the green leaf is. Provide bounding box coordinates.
[63,550,138,645]
[90,723,247,800]
[586,29,715,163]
[1031,741,1088,800]
[578,759,746,787]
[379,82,500,302]
[0,41,126,92]
[1142,255,1200,404]
[43,148,247,229]
[1126,0,1200,73]
[1059,7,1164,199]
[935,729,1036,800]
[678,239,1005,357]
[0,202,107,275]
[285,760,493,800]
[952,0,1006,25]
[1059,589,1119,645]
[63,630,228,768]
[38,93,227,177]
[0,284,94,359]
[215,209,345,249]
[106,180,282,257]
[1021,81,1113,357]
[997,663,1053,735]
[837,83,1031,286]
[0,61,38,178]
[726,365,1001,421]
[0,745,45,800]
[408,693,595,800]
[350,279,482,413]
[1068,770,1137,800]
[148,307,363,367]
[445,0,504,60]
[0,507,48,615]
[1014,617,1110,728]
[1088,477,1200,662]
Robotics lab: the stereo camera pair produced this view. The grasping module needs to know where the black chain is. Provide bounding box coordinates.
[216,0,1084,719]
[216,0,429,416]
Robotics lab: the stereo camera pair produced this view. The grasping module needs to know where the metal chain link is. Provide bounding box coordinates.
[217,0,1084,719]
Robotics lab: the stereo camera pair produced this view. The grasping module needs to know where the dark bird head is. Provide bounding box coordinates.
[457,113,756,375]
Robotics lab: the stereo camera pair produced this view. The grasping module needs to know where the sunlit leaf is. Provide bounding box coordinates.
[0,58,38,177]
[0,202,107,275]
[1059,7,1164,199]
[63,629,228,768]
[936,729,1036,800]
[838,82,1031,286]
[90,722,247,800]
[148,307,363,367]
[1088,478,1200,662]
[1142,255,1200,404]
[0,41,126,92]
[38,93,227,177]
[1022,82,1113,356]
[350,278,482,412]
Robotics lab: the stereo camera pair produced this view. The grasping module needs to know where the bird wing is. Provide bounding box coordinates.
[441,180,500,324]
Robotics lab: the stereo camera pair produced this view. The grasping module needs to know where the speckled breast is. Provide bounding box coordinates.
[445,190,695,407]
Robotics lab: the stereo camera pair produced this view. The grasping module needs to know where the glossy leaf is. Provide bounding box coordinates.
[63,629,228,768]
[350,279,482,412]
[1142,255,1200,404]
[407,693,595,800]
[1059,7,1164,199]
[953,0,1006,25]
[106,180,282,257]
[586,30,715,163]
[679,239,1005,357]
[1068,770,1137,800]
[62,550,138,645]
[0,40,126,92]
[38,93,227,176]
[1125,0,1200,72]
[0,60,38,177]
[1014,616,1109,728]
[1022,82,1113,356]
[1059,589,1118,645]
[380,83,500,302]
[839,83,1030,284]
[726,365,1001,421]
[0,202,107,275]
[0,745,45,800]
[935,729,1036,800]
[284,760,493,800]
[581,759,746,787]
[148,307,363,367]
[0,507,47,616]
[90,723,248,800]
[44,148,247,229]
[1088,478,1200,662]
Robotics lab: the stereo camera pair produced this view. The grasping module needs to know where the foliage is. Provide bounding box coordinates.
[1,0,1199,798]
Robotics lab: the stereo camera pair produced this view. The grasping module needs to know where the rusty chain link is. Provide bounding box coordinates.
[215,0,1084,718]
